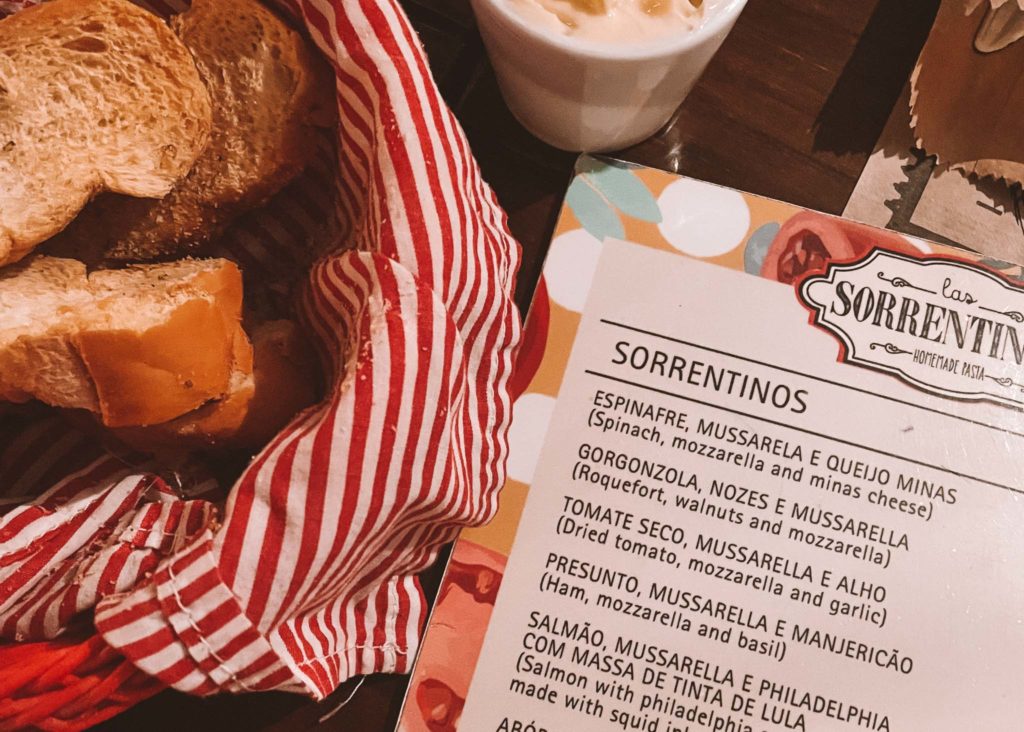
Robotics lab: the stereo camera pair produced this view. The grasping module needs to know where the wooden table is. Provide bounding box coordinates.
[97,0,941,728]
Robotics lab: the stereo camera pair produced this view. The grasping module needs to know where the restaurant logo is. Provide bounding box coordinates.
[799,249,1024,408]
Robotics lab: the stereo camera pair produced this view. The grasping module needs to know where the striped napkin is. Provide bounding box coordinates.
[0,0,520,701]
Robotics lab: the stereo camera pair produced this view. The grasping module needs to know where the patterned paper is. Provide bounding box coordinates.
[395,155,1024,732]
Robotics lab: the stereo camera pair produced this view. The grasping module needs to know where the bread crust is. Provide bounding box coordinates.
[76,298,234,427]
[0,0,212,266]
[114,320,319,451]
[0,257,247,428]
[43,0,336,265]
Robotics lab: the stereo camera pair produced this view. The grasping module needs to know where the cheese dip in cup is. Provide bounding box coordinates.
[509,0,704,44]
[470,0,746,151]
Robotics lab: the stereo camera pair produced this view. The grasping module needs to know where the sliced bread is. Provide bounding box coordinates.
[0,0,213,267]
[114,319,320,452]
[45,0,336,264]
[0,256,249,427]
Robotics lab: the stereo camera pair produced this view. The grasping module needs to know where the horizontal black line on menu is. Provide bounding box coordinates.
[584,369,1022,496]
[600,318,1024,443]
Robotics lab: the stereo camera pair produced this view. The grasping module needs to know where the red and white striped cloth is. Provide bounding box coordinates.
[0,0,520,700]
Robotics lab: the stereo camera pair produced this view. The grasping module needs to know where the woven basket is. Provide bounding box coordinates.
[0,0,521,725]
[0,634,161,731]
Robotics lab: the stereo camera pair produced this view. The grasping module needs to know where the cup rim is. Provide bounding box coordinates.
[474,0,748,61]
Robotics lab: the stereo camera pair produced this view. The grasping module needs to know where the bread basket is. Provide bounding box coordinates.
[0,0,521,727]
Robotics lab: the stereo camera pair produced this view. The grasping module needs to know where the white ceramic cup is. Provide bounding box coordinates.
[470,0,747,152]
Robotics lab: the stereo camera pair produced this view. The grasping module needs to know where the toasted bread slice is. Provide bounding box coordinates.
[114,319,320,452]
[45,0,336,265]
[0,256,249,427]
[0,0,212,267]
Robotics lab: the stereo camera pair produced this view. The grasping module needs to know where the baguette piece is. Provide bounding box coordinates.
[45,0,336,265]
[0,256,249,428]
[0,0,212,267]
[114,319,320,452]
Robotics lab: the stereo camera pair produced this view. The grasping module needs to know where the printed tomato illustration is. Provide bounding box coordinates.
[415,679,465,732]
[508,275,550,401]
[762,211,922,284]
[440,558,502,605]
[402,543,507,732]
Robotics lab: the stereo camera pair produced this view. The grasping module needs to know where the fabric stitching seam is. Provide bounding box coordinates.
[164,558,257,692]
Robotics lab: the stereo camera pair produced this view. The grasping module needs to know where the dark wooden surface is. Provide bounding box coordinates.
[96,0,940,729]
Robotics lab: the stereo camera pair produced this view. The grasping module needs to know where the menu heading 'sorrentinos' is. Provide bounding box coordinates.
[611,341,809,414]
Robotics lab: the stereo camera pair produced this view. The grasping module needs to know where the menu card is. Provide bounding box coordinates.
[396,157,1024,732]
